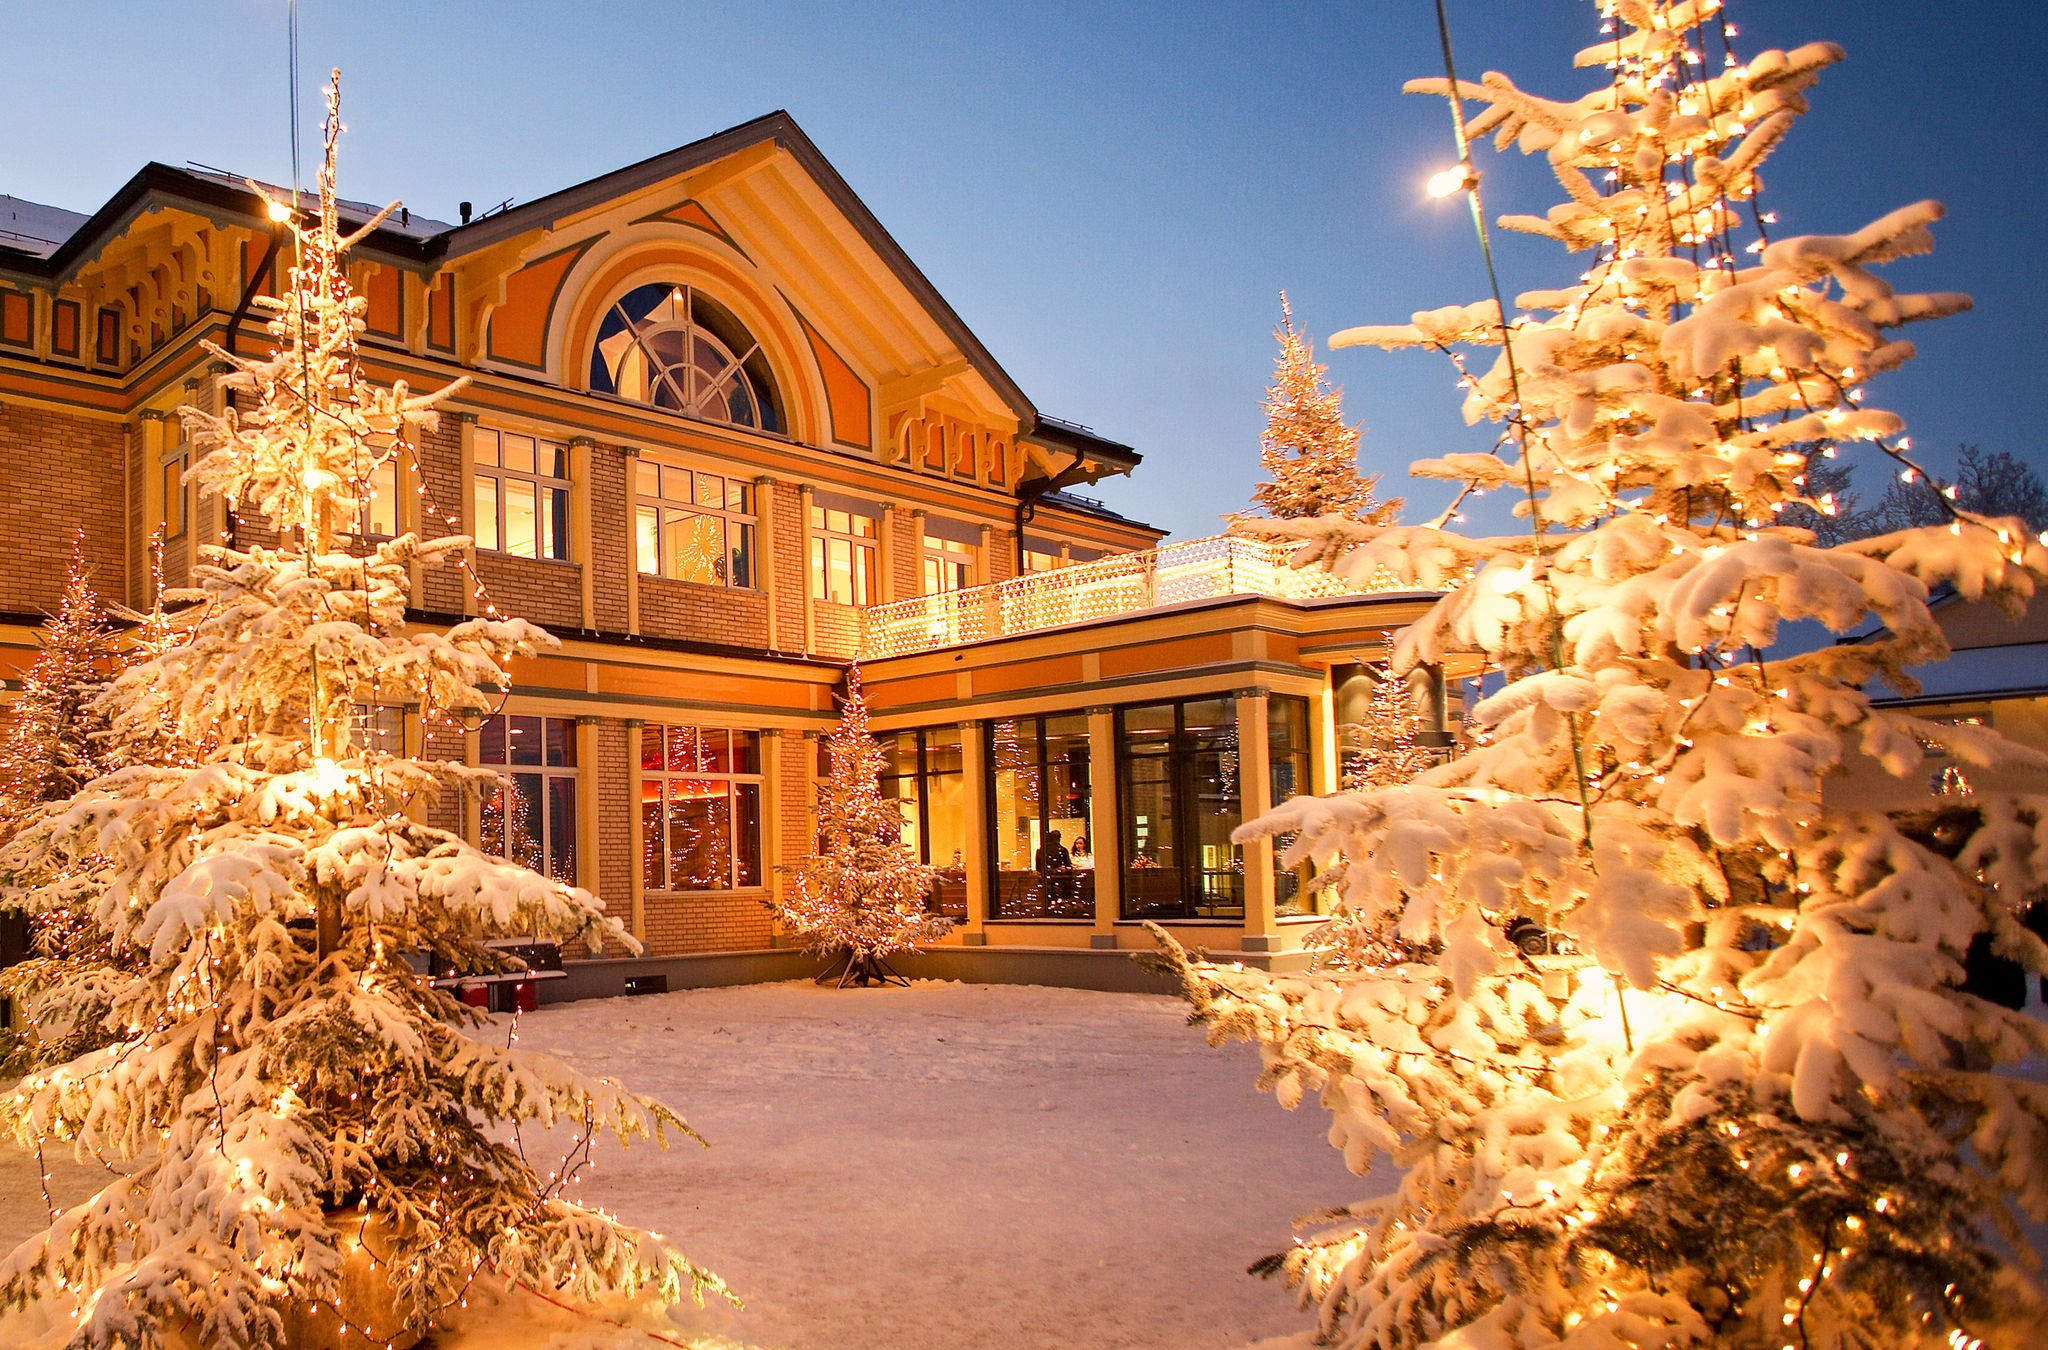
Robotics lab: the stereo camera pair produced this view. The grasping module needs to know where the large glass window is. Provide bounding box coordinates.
[473,427,569,560]
[635,461,754,587]
[1268,696,1315,917]
[159,419,187,539]
[589,284,782,433]
[1117,697,1243,920]
[810,504,878,605]
[642,725,763,891]
[921,531,976,594]
[988,715,1094,919]
[865,727,966,918]
[356,456,399,539]
[477,714,577,886]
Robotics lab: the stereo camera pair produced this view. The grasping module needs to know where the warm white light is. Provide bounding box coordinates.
[1427,164,1477,198]
[268,200,293,223]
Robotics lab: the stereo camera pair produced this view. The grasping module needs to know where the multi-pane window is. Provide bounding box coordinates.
[1268,697,1315,916]
[988,715,1094,919]
[159,419,188,539]
[1117,697,1244,921]
[349,702,406,756]
[589,284,782,433]
[472,427,569,560]
[810,504,878,605]
[476,714,577,886]
[867,727,965,917]
[356,457,399,538]
[635,462,754,587]
[921,531,976,594]
[642,725,762,891]
[1023,544,1061,574]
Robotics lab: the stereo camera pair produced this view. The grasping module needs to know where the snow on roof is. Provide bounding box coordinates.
[176,165,455,239]
[0,194,90,258]
[1871,640,2048,706]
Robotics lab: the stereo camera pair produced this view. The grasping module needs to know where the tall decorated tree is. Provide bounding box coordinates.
[1158,5,2048,1348]
[1245,294,1401,526]
[0,536,121,833]
[0,77,727,1350]
[774,664,949,986]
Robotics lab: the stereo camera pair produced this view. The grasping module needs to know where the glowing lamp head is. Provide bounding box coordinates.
[1427,163,1478,198]
[267,200,293,223]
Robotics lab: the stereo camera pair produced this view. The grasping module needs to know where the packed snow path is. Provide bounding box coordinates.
[0,980,1365,1349]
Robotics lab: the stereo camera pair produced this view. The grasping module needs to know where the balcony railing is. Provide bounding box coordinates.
[857,532,1408,660]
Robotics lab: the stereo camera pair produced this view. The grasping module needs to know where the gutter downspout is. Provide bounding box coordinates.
[1015,450,1089,576]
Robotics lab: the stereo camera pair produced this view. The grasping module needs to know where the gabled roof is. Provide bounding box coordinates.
[0,112,1136,477]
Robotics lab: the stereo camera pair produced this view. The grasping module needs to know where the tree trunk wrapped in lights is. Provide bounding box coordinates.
[1157,4,2048,1348]
[773,665,950,986]
[0,76,728,1350]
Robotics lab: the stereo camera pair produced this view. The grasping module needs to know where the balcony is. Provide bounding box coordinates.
[857,533,1409,660]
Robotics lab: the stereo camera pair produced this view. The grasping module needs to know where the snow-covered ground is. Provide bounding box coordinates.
[0,980,1366,1349]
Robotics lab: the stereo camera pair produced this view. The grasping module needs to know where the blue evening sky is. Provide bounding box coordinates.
[5,1,2041,540]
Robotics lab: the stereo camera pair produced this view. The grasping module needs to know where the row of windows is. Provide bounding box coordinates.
[157,421,1048,603]
[459,699,1315,922]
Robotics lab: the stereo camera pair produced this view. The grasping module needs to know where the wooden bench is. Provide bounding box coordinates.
[430,939,566,1013]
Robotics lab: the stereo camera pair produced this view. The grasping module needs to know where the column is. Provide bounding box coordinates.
[401,705,427,824]
[624,447,642,636]
[909,508,927,598]
[625,718,646,944]
[754,475,778,648]
[399,435,425,604]
[1313,670,1340,796]
[976,523,993,586]
[569,436,596,630]
[574,716,601,896]
[1235,687,1276,951]
[759,726,785,892]
[958,718,988,945]
[798,484,816,655]
[461,719,482,844]
[1086,706,1121,948]
[456,413,478,617]
[878,501,898,605]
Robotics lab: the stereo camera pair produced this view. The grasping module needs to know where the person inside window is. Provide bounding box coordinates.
[1036,829,1077,911]
[1070,835,1093,870]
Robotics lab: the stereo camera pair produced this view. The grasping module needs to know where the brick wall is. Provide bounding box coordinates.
[0,404,128,617]
[642,890,774,955]
[769,483,803,652]
[890,509,918,601]
[415,418,466,615]
[419,715,467,838]
[473,553,583,632]
[638,575,768,647]
[596,717,633,928]
[814,601,860,659]
[589,445,631,632]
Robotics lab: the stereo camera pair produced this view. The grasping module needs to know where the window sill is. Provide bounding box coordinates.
[985,918,1096,925]
[638,572,763,596]
[477,552,581,570]
[644,887,771,899]
[1112,918,1244,926]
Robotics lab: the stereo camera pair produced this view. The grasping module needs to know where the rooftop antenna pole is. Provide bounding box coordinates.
[288,0,302,201]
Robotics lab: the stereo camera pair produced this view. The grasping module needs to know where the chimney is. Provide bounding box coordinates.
[459,201,472,225]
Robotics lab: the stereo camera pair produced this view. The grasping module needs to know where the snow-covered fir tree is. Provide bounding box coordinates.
[1340,662,1438,793]
[773,664,948,986]
[1157,5,2048,1348]
[0,77,727,1350]
[1246,295,1401,526]
[0,537,120,833]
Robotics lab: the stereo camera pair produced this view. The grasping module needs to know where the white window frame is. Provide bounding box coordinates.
[635,460,755,587]
[809,503,879,606]
[472,427,570,560]
[642,723,764,892]
[475,713,579,884]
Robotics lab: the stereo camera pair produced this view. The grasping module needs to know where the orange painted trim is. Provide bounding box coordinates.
[487,238,598,371]
[792,308,871,451]
[1098,633,1238,680]
[425,273,456,353]
[362,261,403,339]
[631,199,751,262]
[556,242,820,444]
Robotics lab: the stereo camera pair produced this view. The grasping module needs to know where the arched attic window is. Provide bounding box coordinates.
[589,283,784,434]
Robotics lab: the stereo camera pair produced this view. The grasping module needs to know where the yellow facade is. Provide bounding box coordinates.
[0,114,1446,988]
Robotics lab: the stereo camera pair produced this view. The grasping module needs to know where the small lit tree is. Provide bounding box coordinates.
[774,664,949,986]
[0,76,728,1350]
[1340,663,1437,792]
[0,536,120,833]
[1245,294,1401,526]
[1158,5,2048,1349]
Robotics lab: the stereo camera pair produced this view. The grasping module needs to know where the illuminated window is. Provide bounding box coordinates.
[809,504,878,605]
[159,418,188,539]
[864,726,964,918]
[590,284,782,433]
[1023,546,1061,574]
[476,714,578,886]
[988,715,1094,920]
[635,461,753,587]
[921,531,976,594]
[642,725,762,891]
[472,427,569,560]
[355,457,400,539]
